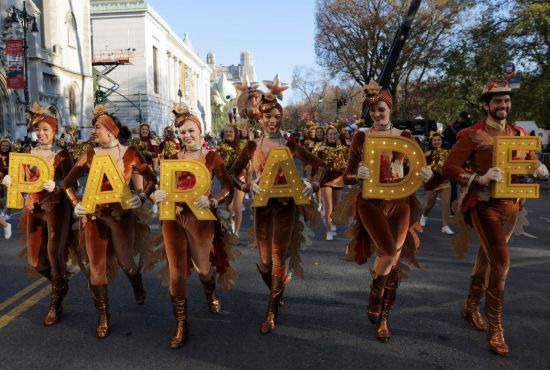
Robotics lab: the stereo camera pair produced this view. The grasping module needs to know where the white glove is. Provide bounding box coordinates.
[194,195,210,209]
[477,167,502,186]
[154,189,167,203]
[250,176,263,195]
[302,179,314,197]
[73,202,87,218]
[2,174,11,187]
[356,166,370,180]
[534,161,549,179]
[420,166,434,183]
[42,180,56,193]
[127,194,143,209]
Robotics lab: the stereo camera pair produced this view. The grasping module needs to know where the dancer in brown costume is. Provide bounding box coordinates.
[2,103,73,326]
[442,80,549,356]
[64,106,157,338]
[340,82,425,342]
[154,105,234,348]
[315,125,347,240]
[230,93,326,334]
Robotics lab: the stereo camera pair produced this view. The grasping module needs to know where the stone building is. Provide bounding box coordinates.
[90,0,212,134]
[0,0,94,139]
[207,50,257,84]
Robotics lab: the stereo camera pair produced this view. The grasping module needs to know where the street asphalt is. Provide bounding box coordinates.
[1,186,549,369]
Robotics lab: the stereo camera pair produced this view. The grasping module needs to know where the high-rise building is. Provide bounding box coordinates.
[207,50,257,84]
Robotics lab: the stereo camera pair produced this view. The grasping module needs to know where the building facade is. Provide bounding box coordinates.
[90,0,212,134]
[0,0,94,140]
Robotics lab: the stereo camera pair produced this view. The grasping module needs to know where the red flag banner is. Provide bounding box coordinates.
[5,39,25,89]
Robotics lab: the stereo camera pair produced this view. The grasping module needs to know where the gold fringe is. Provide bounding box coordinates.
[333,186,360,225]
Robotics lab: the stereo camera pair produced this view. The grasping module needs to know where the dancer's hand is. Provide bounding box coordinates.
[42,180,56,192]
[73,202,87,218]
[1,174,11,187]
[477,167,502,185]
[194,195,210,209]
[302,179,314,197]
[153,189,167,203]
[534,161,549,180]
[127,194,142,209]
[420,166,433,183]
[251,177,263,195]
[356,166,370,180]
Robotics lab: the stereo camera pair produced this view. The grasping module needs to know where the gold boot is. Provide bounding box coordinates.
[485,289,510,356]
[90,284,110,338]
[170,295,189,349]
[461,275,487,331]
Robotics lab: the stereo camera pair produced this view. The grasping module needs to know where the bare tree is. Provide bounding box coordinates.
[315,0,473,96]
[291,66,329,120]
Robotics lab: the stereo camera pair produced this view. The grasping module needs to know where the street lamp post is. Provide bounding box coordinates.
[7,1,39,112]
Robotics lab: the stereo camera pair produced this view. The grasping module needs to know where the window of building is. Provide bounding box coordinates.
[42,73,59,93]
[153,46,159,94]
[69,86,77,121]
[66,13,77,48]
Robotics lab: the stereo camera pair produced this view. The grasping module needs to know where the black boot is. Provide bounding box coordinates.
[170,295,189,349]
[90,284,110,338]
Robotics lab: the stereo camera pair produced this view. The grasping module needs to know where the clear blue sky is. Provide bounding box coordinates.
[146,0,318,103]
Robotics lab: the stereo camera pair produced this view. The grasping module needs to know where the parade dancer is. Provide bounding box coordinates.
[154,105,237,348]
[218,123,246,234]
[2,103,74,325]
[420,131,454,234]
[230,93,326,334]
[338,82,426,342]
[442,80,549,356]
[315,125,348,240]
[64,106,157,338]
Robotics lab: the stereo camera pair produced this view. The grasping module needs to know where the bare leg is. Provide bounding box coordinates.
[422,190,436,217]
[232,190,245,235]
[321,187,333,233]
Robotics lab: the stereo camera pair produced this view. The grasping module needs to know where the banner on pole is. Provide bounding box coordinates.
[5,39,25,89]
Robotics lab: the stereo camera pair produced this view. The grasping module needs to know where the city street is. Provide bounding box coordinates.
[1,187,549,369]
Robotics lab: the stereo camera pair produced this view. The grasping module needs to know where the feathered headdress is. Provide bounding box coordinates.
[362,81,393,110]
[27,102,57,131]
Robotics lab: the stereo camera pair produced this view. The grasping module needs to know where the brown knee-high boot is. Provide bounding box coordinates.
[376,266,400,342]
[201,275,221,313]
[127,271,146,305]
[367,271,389,323]
[485,288,510,356]
[260,276,284,334]
[462,275,487,331]
[90,284,110,338]
[170,295,189,349]
[43,276,69,326]
[257,264,284,306]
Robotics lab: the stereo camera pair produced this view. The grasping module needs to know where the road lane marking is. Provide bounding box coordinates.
[0,284,51,329]
[0,278,47,312]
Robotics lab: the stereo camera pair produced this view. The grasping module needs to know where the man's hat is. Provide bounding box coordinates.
[480,79,514,101]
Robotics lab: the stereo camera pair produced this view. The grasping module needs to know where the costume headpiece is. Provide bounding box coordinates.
[429,130,443,140]
[172,103,202,132]
[480,79,514,101]
[27,102,57,131]
[362,81,393,110]
[92,105,120,138]
[258,93,283,114]
[305,120,318,130]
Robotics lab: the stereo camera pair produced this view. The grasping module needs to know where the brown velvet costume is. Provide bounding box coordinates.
[230,139,325,277]
[442,120,538,354]
[161,148,234,297]
[64,147,157,284]
[340,130,421,266]
[20,148,74,280]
